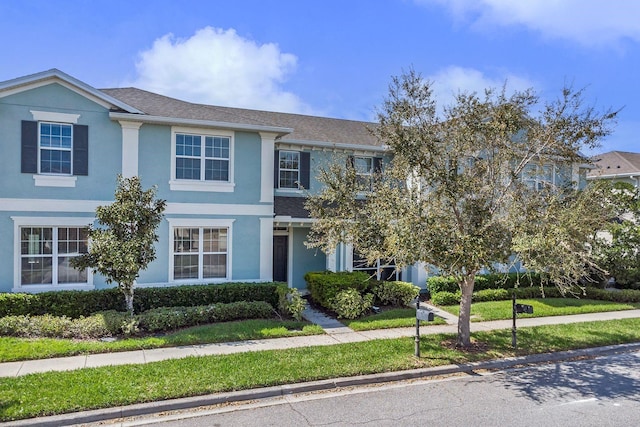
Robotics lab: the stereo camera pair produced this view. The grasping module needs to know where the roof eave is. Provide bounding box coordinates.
[0,69,144,114]
[277,138,389,153]
[109,111,293,136]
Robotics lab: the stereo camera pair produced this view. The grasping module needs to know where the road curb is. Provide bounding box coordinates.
[5,341,640,426]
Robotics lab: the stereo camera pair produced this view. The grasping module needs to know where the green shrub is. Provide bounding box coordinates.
[0,313,120,339]
[276,285,306,321]
[305,271,371,309]
[330,289,374,319]
[430,291,461,305]
[372,281,420,307]
[0,282,282,318]
[473,288,510,302]
[426,276,459,294]
[135,301,274,333]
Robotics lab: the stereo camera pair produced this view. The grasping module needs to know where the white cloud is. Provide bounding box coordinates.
[428,66,535,106]
[422,0,640,47]
[133,27,313,113]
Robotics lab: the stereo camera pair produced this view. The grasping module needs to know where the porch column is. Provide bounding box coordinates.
[259,132,278,203]
[119,121,142,178]
[260,217,274,281]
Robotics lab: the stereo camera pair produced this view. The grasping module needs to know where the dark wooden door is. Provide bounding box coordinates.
[273,236,288,282]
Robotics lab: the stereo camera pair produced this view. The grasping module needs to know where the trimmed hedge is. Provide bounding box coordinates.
[427,273,545,294]
[0,301,276,338]
[428,285,627,306]
[0,282,282,318]
[304,271,370,309]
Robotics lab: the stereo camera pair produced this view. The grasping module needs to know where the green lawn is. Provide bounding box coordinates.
[0,319,324,363]
[2,317,640,422]
[344,308,447,331]
[440,298,640,322]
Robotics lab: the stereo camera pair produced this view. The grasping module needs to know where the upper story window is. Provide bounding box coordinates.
[279,151,300,189]
[39,122,73,174]
[170,127,235,192]
[274,150,310,190]
[348,155,382,191]
[176,134,230,181]
[522,163,555,191]
[21,111,88,187]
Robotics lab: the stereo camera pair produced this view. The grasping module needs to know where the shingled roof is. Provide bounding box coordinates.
[101,87,381,148]
[589,151,640,178]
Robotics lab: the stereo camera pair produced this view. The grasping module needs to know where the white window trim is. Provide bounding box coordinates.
[33,175,77,187]
[278,150,301,189]
[522,163,556,190]
[31,110,80,124]
[169,126,235,192]
[167,218,234,283]
[30,112,81,187]
[11,216,95,293]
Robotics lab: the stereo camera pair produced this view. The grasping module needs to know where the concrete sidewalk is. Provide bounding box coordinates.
[2,306,640,378]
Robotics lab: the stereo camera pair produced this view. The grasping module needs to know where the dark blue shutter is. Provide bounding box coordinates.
[21,120,38,173]
[373,157,383,173]
[274,150,280,188]
[299,151,310,189]
[73,124,88,176]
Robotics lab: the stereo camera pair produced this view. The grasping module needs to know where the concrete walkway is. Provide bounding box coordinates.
[2,307,640,378]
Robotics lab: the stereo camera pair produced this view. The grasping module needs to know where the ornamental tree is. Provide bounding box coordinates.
[72,175,166,314]
[305,69,618,348]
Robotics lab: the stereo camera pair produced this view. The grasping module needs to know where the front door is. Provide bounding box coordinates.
[273,235,288,282]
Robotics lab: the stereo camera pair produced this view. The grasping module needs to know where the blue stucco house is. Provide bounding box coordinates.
[0,69,425,294]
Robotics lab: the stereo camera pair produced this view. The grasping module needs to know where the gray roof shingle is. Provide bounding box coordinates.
[100,87,382,148]
[589,151,640,177]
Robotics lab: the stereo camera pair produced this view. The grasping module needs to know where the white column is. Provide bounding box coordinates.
[259,217,274,281]
[119,121,143,178]
[259,132,277,203]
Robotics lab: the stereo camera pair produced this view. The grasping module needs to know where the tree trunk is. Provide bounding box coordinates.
[121,282,135,316]
[457,273,476,348]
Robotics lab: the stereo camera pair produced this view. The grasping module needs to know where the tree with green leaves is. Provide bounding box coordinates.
[72,176,166,315]
[305,70,618,348]
[593,181,640,287]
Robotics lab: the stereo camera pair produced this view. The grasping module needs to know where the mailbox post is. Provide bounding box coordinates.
[414,299,435,357]
[512,292,533,349]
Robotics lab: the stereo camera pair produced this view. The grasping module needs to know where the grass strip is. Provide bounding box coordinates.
[441,298,640,321]
[344,308,447,331]
[0,320,323,363]
[2,317,640,421]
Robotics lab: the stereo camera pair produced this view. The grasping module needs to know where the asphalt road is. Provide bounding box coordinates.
[115,350,640,427]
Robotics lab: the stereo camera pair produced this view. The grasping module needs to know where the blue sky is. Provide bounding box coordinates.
[1,0,638,154]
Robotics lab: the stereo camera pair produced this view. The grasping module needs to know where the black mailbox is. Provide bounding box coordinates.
[515,304,534,314]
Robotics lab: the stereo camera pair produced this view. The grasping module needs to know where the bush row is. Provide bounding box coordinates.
[0,300,275,339]
[430,286,640,306]
[0,282,283,318]
[427,273,546,295]
[304,271,420,319]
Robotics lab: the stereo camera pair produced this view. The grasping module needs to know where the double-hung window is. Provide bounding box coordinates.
[278,151,300,189]
[20,226,89,286]
[274,150,310,190]
[21,111,88,187]
[172,226,229,281]
[522,163,555,191]
[171,128,234,192]
[39,122,73,174]
[176,134,230,181]
[347,156,382,191]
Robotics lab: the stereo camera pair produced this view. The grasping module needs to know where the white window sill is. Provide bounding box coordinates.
[170,278,230,285]
[276,188,303,194]
[169,180,235,192]
[12,283,94,293]
[33,175,77,187]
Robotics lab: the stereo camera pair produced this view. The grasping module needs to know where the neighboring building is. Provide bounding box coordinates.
[0,69,425,294]
[588,150,640,189]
